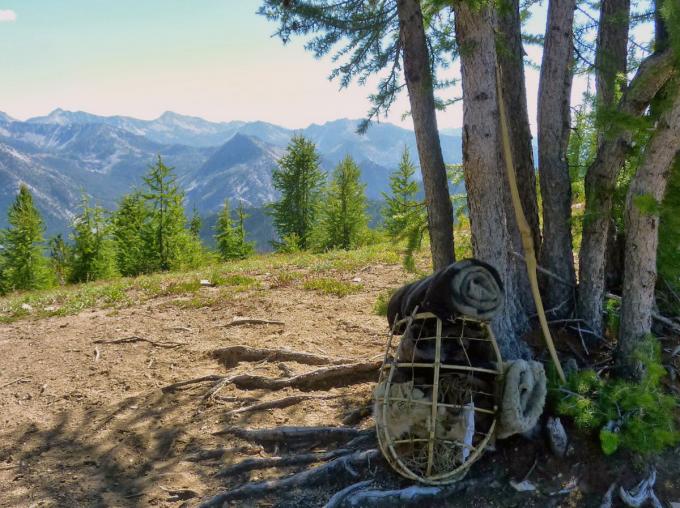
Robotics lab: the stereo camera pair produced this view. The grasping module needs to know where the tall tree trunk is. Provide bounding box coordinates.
[577,49,675,333]
[454,1,529,358]
[497,0,541,316]
[537,0,577,319]
[617,90,680,376]
[596,0,630,293]
[396,0,455,271]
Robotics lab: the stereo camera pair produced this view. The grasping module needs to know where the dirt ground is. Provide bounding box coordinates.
[1,260,678,507]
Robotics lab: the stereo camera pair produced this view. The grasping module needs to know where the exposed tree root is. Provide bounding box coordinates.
[223,361,381,391]
[342,405,373,426]
[213,425,362,444]
[212,345,356,367]
[225,394,344,416]
[215,448,351,478]
[329,474,493,507]
[221,318,285,327]
[182,446,262,462]
[93,336,186,348]
[161,375,223,393]
[199,449,380,507]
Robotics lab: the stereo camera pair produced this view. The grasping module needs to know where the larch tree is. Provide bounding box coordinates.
[0,185,53,293]
[259,0,455,269]
[271,135,325,250]
[536,0,577,318]
[578,45,677,333]
[453,0,531,356]
[320,155,369,250]
[69,195,117,283]
[111,192,150,276]
[617,86,680,376]
[395,0,454,269]
[382,146,421,238]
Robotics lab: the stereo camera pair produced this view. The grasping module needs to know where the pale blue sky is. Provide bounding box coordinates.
[0,1,652,130]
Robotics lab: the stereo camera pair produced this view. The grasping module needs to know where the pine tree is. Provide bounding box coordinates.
[271,135,325,250]
[235,201,255,258]
[320,156,369,250]
[69,195,117,283]
[49,234,72,285]
[142,156,202,271]
[111,192,150,276]
[214,199,254,260]
[0,185,52,293]
[189,207,202,239]
[382,147,420,239]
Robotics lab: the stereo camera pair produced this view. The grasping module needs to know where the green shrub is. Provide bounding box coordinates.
[373,289,394,316]
[549,337,680,456]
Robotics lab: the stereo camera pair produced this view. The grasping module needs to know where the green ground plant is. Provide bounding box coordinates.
[549,337,680,456]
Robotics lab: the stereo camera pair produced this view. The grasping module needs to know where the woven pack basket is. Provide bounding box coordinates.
[375,310,504,484]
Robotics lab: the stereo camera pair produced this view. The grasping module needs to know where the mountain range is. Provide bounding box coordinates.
[0,109,463,247]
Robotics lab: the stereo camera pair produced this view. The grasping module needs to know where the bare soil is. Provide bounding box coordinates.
[0,261,678,507]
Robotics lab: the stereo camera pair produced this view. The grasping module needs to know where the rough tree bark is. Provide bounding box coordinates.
[596,0,631,294]
[396,0,455,271]
[617,90,680,376]
[497,0,541,315]
[537,0,577,319]
[454,1,529,358]
[577,49,676,333]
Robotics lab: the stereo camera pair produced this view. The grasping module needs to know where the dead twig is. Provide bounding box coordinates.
[215,448,351,477]
[212,345,356,367]
[94,347,101,362]
[93,336,186,348]
[199,449,380,507]
[0,378,28,390]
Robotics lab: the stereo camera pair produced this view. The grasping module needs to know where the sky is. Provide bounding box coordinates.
[0,1,652,131]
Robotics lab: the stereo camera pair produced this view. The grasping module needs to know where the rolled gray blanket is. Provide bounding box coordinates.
[496,360,547,439]
[387,259,504,330]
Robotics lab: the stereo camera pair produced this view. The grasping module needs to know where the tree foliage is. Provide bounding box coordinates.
[111,192,150,277]
[0,185,53,293]
[320,156,369,250]
[215,199,255,260]
[69,196,118,283]
[271,135,326,250]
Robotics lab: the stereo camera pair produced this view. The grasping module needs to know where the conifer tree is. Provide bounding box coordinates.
[271,135,325,250]
[320,156,368,250]
[0,185,52,293]
[48,234,72,285]
[69,196,117,283]
[382,147,420,239]
[189,207,202,239]
[142,156,201,271]
[215,199,254,260]
[111,192,150,276]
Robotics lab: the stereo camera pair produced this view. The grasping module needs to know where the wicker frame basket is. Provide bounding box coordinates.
[375,310,504,484]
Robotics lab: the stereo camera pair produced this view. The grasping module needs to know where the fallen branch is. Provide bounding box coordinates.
[93,336,186,349]
[199,449,380,507]
[225,394,343,416]
[212,345,356,367]
[342,405,373,426]
[213,425,362,444]
[161,375,224,393]
[215,448,351,478]
[221,318,285,327]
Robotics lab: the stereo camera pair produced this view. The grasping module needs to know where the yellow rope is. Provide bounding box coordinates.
[495,66,566,383]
